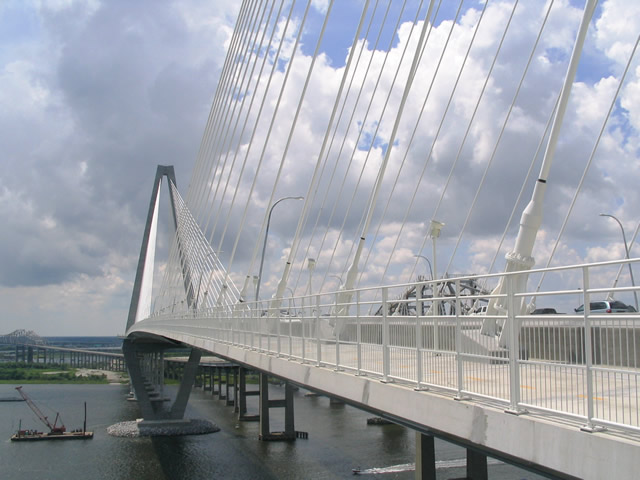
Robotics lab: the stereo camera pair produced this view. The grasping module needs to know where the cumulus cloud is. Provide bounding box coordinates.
[186,0,640,305]
[3,0,639,334]
[0,0,239,334]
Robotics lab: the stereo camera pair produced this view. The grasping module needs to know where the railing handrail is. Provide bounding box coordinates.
[132,257,640,435]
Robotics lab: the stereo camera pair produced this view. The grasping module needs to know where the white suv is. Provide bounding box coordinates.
[574,300,633,314]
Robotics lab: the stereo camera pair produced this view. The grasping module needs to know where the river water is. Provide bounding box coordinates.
[0,382,548,479]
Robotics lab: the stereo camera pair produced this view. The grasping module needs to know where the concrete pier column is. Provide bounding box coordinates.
[259,373,295,441]
[449,447,488,480]
[465,450,488,480]
[124,340,201,421]
[415,433,436,480]
[284,381,294,436]
[232,367,238,409]
[259,373,271,439]
[159,352,164,399]
[237,367,259,421]
[169,348,201,419]
[212,367,218,396]
[237,367,247,417]
[225,368,234,405]
[219,368,227,400]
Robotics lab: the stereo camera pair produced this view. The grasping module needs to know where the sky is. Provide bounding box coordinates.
[1,0,640,336]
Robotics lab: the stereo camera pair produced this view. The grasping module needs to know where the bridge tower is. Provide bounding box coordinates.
[124,165,202,422]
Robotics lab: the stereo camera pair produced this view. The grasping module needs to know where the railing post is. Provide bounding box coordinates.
[434,280,440,352]
[454,280,467,400]
[301,296,306,362]
[243,306,248,347]
[382,287,390,382]
[415,283,424,390]
[288,313,293,359]
[277,308,281,356]
[231,307,236,346]
[267,306,272,354]
[580,265,603,432]
[335,292,341,370]
[356,289,362,375]
[251,303,257,350]
[506,274,524,414]
[316,294,322,367]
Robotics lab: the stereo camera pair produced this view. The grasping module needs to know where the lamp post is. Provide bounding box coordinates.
[600,213,638,311]
[286,287,296,315]
[429,220,445,281]
[256,196,304,302]
[413,254,433,281]
[306,258,316,296]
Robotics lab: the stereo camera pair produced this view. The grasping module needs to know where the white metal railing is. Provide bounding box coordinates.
[130,258,640,434]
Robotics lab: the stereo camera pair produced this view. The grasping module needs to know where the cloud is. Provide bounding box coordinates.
[187,0,640,304]
[2,0,639,335]
[0,0,239,334]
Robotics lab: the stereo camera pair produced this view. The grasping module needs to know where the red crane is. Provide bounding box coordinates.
[15,386,66,434]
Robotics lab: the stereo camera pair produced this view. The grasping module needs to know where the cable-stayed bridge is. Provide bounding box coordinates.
[124,1,640,478]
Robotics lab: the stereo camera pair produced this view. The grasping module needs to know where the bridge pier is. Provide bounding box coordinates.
[123,340,201,421]
[415,431,488,480]
[415,433,436,480]
[258,373,295,441]
[237,367,260,421]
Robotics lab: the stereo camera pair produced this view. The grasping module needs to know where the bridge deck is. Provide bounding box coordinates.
[128,317,640,480]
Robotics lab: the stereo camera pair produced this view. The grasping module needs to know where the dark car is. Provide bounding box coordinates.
[531,308,558,315]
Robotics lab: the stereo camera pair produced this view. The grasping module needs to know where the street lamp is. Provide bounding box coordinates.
[255,196,304,302]
[429,220,445,281]
[600,213,638,311]
[286,287,296,315]
[307,258,316,296]
[428,220,444,351]
[413,254,433,281]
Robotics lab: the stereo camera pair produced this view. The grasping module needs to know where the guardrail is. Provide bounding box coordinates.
[134,258,640,434]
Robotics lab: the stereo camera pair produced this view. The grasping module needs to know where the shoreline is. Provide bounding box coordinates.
[0,367,127,385]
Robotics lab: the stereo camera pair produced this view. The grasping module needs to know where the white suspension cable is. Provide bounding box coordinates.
[218,0,310,276]
[200,1,278,240]
[188,1,260,214]
[528,32,640,303]
[206,0,287,245]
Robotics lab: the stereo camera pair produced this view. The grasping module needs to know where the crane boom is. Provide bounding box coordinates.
[15,386,65,433]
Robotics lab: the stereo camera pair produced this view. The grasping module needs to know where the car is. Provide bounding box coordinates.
[574,300,632,314]
[531,308,558,314]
